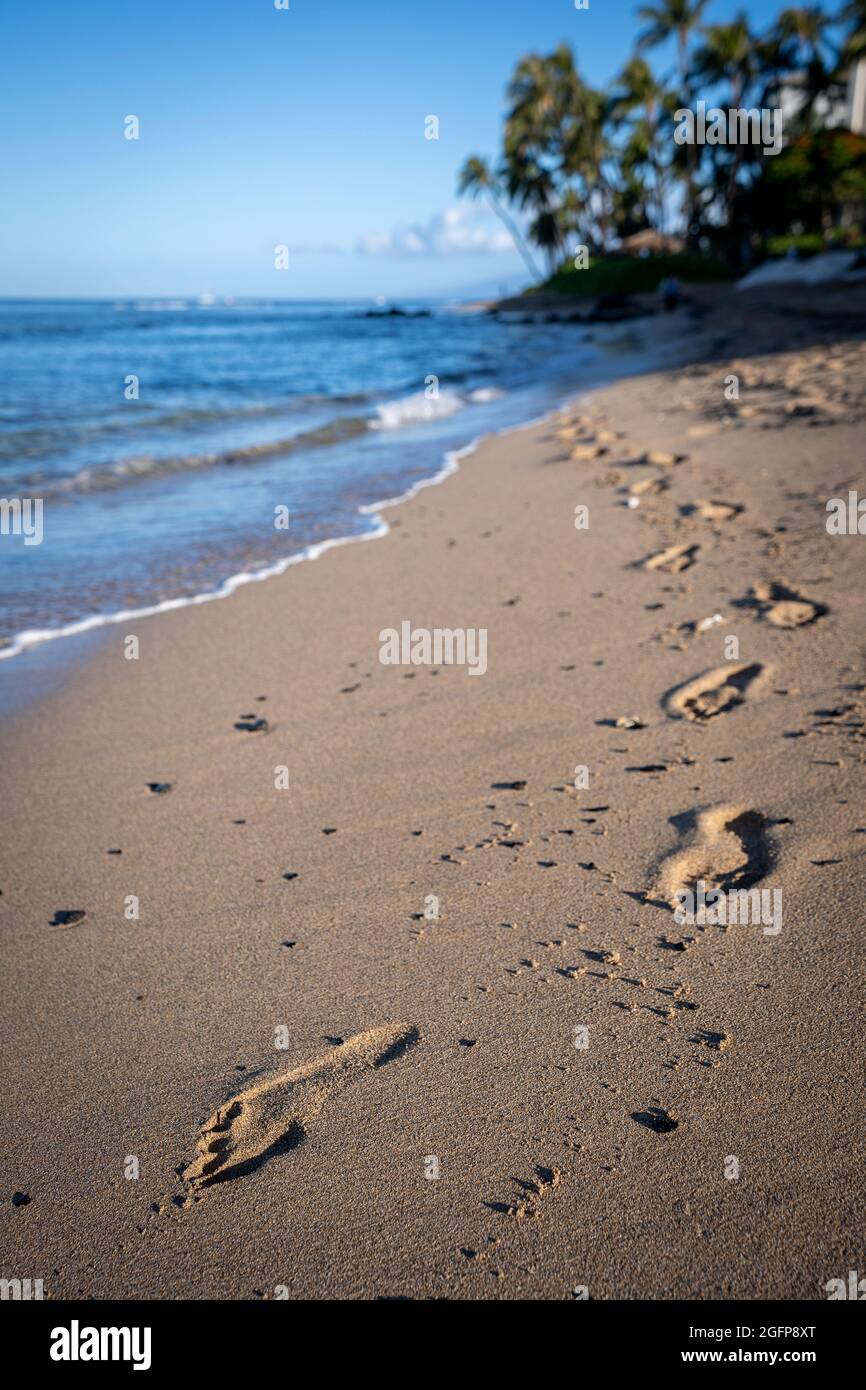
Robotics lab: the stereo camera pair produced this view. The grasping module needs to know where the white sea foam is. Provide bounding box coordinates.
[0,528,385,661]
[369,388,467,430]
[369,384,507,430]
[0,403,554,665]
[467,386,505,403]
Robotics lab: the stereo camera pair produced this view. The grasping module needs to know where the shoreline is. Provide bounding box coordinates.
[2,284,865,1299]
[0,296,716,687]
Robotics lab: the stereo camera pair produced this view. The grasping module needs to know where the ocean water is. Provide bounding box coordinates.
[0,297,652,668]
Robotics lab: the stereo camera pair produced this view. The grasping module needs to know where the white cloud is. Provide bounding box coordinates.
[357,205,515,258]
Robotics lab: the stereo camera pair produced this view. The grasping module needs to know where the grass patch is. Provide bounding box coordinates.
[537,253,733,298]
[765,231,866,258]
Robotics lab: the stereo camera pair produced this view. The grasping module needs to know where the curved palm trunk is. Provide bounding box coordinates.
[724,78,746,242]
[655,159,667,236]
[648,101,666,235]
[485,193,543,282]
[679,29,699,242]
[591,161,613,253]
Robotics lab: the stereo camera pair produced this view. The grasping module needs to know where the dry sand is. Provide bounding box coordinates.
[1,286,864,1300]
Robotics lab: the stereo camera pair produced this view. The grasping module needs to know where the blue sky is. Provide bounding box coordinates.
[1,0,815,299]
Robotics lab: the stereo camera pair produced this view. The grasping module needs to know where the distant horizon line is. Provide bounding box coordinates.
[0,293,496,304]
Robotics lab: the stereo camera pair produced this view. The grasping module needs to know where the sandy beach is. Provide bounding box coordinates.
[2,285,865,1301]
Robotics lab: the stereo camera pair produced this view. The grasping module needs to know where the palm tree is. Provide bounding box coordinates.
[528,209,567,275]
[692,14,758,226]
[637,0,710,86]
[609,55,670,232]
[501,149,562,254]
[778,5,836,66]
[774,6,838,126]
[637,0,710,237]
[563,84,615,251]
[610,167,654,240]
[845,0,866,62]
[839,1,866,61]
[504,46,613,254]
[456,155,542,280]
[753,27,798,109]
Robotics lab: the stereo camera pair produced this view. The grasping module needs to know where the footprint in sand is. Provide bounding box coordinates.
[486,1165,564,1220]
[692,499,742,522]
[629,476,669,497]
[766,600,819,628]
[652,804,772,907]
[645,543,699,574]
[181,1024,419,1193]
[641,450,687,467]
[664,662,768,722]
[745,581,825,628]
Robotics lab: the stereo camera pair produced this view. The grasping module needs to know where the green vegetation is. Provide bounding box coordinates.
[541,252,732,298]
[457,2,866,279]
[766,232,831,256]
[765,227,866,255]
[753,128,866,233]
